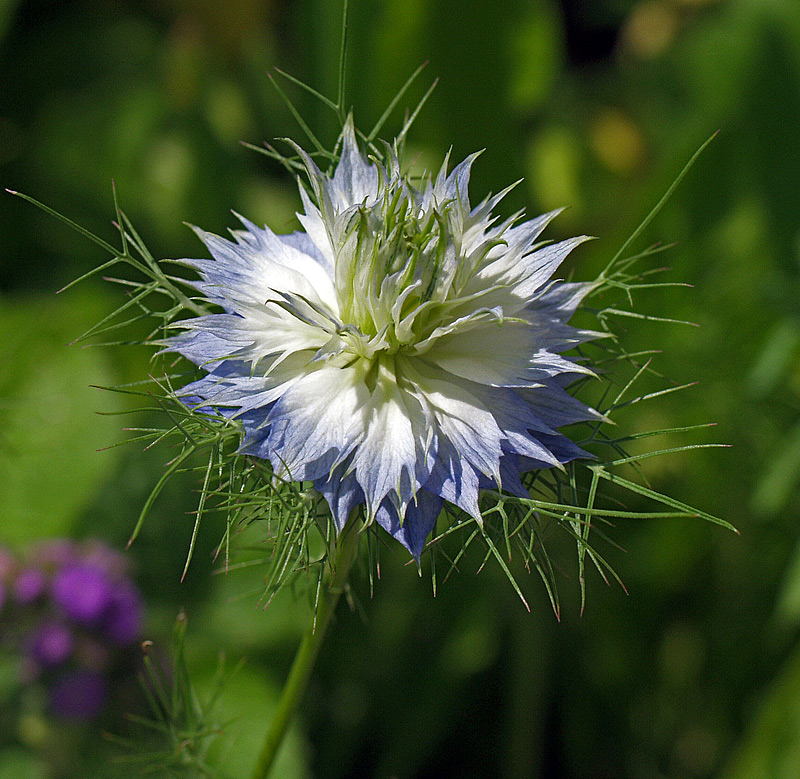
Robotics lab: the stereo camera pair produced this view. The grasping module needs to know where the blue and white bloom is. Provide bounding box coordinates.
[171,121,602,558]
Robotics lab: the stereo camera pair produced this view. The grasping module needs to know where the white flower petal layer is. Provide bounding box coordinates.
[172,119,599,558]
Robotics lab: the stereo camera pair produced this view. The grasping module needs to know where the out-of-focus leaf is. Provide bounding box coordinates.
[196,663,310,779]
[369,0,428,115]
[238,178,301,235]
[0,653,18,702]
[0,293,123,546]
[775,537,800,629]
[507,2,562,111]
[589,109,646,175]
[0,0,21,45]
[206,78,255,145]
[198,572,308,653]
[747,319,800,399]
[721,642,800,779]
[751,416,800,518]
[0,748,44,779]
[526,126,583,222]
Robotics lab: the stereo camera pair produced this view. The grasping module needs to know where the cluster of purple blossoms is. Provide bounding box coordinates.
[0,539,143,721]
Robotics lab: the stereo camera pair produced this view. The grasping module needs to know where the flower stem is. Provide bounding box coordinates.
[249,517,361,779]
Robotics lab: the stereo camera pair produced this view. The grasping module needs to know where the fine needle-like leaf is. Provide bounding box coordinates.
[111,179,129,257]
[601,308,698,327]
[590,466,737,532]
[267,71,334,161]
[182,447,217,581]
[127,447,196,549]
[603,443,729,468]
[367,61,429,142]
[482,531,530,611]
[273,67,340,116]
[336,0,349,118]
[396,77,439,148]
[599,132,718,278]
[7,189,120,255]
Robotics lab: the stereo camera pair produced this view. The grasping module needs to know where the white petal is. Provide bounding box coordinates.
[402,358,504,484]
[467,236,591,303]
[184,304,330,368]
[187,226,338,315]
[349,360,436,519]
[232,216,338,311]
[297,188,335,266]
[266,363,370,481]
[329,117,380,208]
[419,320,538,386]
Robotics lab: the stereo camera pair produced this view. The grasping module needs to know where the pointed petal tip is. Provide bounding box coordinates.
[230,210,261,232]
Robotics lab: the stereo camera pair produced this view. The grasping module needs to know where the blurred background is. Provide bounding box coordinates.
[1,0,800,777]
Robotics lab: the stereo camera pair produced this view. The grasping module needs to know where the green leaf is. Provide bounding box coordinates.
[195,664,310,779]
[747,319,800,399]
[751,416,800,518]
[0,748,45,779]
[721,642,800,779]
[0,293,125,546]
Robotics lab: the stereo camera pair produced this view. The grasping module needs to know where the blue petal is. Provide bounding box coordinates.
[479,454,529,499]
[166,329,243,367]
[534,432,592,464]
[424,437,482,520]
[375,490,443,560]
[518,382,604,429]
[315,464,365,533]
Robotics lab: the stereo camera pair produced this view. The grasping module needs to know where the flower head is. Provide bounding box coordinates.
[52,562,114,624]
[172,120,601,558]
[0,540,144,721]
[29,621,74,667]
[13,567,46,604]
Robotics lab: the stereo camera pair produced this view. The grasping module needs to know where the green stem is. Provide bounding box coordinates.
[249,516,361,779]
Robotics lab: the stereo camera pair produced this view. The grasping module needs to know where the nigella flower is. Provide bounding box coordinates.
[171,120,602,558]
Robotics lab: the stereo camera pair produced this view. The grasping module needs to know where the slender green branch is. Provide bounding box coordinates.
[249,513,361,779]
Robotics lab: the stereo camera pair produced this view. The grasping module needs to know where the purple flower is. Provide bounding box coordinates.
[52,564,113,625]
[13,567,47,605]
[29,621,73,667]
[1,540,145,725]
[83,542,127,575]
[32,539,77,567]
[49,670,108,721]
[103,584,143,645]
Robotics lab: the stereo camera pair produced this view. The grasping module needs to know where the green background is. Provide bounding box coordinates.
[2,0,800,777]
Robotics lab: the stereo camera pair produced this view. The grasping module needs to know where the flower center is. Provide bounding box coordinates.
[333,188,460,361]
